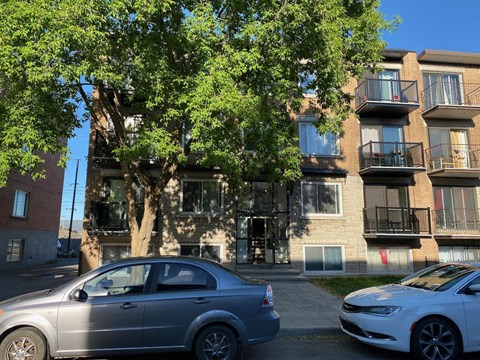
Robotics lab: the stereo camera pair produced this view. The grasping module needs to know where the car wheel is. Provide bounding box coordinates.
[411,317,460,360]
[0,327,50,360]
[194,325,238,360]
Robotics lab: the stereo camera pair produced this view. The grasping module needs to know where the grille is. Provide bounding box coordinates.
[342,302,363,313]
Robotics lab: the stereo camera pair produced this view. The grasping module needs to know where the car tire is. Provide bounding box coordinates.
[0,326,50,360]
[194,325,238,360]
[411,317,460,360]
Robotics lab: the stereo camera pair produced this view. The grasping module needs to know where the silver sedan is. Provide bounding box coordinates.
[0,256,280,360]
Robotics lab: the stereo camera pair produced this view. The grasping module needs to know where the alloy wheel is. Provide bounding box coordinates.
[418,322,456,360]
[201,331,232,360]
[5,336,38,360]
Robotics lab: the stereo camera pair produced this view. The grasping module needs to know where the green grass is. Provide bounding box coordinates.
[310,275,405,299]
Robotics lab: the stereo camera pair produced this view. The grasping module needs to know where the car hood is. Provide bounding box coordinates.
[0,289,61,307]
[344,284,437,306]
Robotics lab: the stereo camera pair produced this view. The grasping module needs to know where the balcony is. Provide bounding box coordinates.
[425,144,480,178]
[432,208,480,238]
[355,79,419,117]
[364,206,431,238]
[421,82,480,119]
[359,141,425,175]
[88,201,158,234]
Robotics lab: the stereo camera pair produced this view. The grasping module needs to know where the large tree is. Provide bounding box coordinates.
[0,0,395,257]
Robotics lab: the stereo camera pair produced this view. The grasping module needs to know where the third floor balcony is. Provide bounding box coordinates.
[355,78,420,117]
[359,141,425,175]
[421,82,480,119]
[425,144,480,178]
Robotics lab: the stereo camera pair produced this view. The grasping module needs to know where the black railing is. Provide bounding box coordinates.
[355,78,419,108]
[360,141,424,169]
[432,208,480,234]
[425,144,480,171]
[422,82,480,111]
[89,201,158,232]
[364,206,431,234]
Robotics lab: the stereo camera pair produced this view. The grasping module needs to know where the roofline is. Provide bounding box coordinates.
[418,49,480,66]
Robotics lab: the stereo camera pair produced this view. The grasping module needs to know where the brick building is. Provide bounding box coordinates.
[0,153,64,270]
[81,49,480,275]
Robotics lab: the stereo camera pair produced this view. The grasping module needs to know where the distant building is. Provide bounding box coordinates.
[0,153,64,270]
[81,49,480,275]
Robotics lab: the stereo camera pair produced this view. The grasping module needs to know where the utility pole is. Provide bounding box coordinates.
[67,159,79,254]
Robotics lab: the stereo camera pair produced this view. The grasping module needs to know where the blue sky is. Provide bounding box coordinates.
[59,0,480,223]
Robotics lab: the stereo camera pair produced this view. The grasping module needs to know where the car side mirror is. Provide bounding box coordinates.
[463,284,480,295]
[72,289,89,302]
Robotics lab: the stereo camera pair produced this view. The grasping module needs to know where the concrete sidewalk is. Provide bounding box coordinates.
[0,260,343,337]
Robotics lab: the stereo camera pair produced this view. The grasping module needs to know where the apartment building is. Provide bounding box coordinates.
[0,153,64,270]
[81,49,480,275]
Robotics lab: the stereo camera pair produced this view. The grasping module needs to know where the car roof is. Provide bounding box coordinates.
[438,261,480,269]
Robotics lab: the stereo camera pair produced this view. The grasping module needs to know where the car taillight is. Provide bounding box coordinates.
[262,284,274,307]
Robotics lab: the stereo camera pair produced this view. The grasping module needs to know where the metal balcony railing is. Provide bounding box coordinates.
[355,78,419,108]
[88,201,158,232]
[425,144,480,171]
[364,206,431,234]
[422,82,480,111]
[359,141,424,169]
[432,208,480,234]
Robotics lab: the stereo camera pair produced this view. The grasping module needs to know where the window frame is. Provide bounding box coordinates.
[301,181,343,217]
[180,179,224,215]
[298,118,340,157]
[6,239,24,262]
[179,244,223,262]
[303,245,345,274]
[12,189,29,218]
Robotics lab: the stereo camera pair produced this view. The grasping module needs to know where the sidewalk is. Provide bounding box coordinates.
[0,260,343,337]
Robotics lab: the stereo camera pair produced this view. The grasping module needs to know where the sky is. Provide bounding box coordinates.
[59,0,480,224]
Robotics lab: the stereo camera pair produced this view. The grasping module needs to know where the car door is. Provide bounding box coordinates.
[56,263,151,355]
[460,274,480,348]
[142,262,219,348]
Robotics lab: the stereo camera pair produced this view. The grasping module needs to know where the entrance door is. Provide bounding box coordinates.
[251,218,273,264]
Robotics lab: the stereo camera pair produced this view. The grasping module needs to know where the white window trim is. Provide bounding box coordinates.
[303,245,345,274]
[179,243,223,262]
[301,181,343,217]
[180,179,224,215]
[12,189,29,218]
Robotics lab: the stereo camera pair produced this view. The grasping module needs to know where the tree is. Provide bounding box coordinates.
[0,0,396,257]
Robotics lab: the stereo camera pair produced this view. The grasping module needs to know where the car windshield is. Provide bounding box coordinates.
[399,264,477,291]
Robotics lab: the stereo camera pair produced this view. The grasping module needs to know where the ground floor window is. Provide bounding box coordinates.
[367,246,412,272]
[101,244,154,265]
[180,244,222,262]
[303,245,344,273]
[6,239,24,262]
[439,246,480,262]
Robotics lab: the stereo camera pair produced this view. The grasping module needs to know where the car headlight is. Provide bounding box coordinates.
[360,306,401,317]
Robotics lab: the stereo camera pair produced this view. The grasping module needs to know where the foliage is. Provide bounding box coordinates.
[310,275,405,298]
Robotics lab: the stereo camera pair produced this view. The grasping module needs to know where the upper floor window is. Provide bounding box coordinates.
[299,119,340,156]
[12,189,29,218]
[423,72,462,106]
[301,182,342,216]
[364,69,400,102]
[181,180,223,214]
[299,71,316,96]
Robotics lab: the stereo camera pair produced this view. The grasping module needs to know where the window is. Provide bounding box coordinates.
[302,182,342,215]
[101,244,153,265]
[304,246,343,272]
[83,264,151,297]
[365,69,400,101]
[181,180,222,214]
[428,127,470,169]
[433,186,477,231]
[156,263,216,291]
[180,244,221,262]
[439,246,480,263]
[299,71,316,96]
[12,189,29,218]
[423,72,462,107]
[367,246,412,272]
[299,120,340,156]
[6,239,24,262]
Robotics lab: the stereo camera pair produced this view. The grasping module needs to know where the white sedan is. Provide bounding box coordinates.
[340,262,480,360]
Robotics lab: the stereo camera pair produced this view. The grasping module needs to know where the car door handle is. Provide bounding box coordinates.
[194,298,210,305]
[121,302,137,310]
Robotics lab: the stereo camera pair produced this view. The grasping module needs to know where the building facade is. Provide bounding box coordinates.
[0,153,64,270]
[81,49,480,275]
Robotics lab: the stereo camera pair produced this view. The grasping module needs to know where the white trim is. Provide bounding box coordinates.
[420,64,465,73]
[379,63,403,70]
[303,245,345,274]
[301,181,343,216]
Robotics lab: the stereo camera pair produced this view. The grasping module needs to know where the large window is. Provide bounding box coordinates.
[181,180,222,214]
[367,246,412,272]
[439,246,480,262]
[299,120,340,156]
[304,246,343,272]
[180,244,222,262]
[302,182,342,215]
[433,186,477,231]
[423,72,462,107]
[6,239,24,262]
[12,189,29,218]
